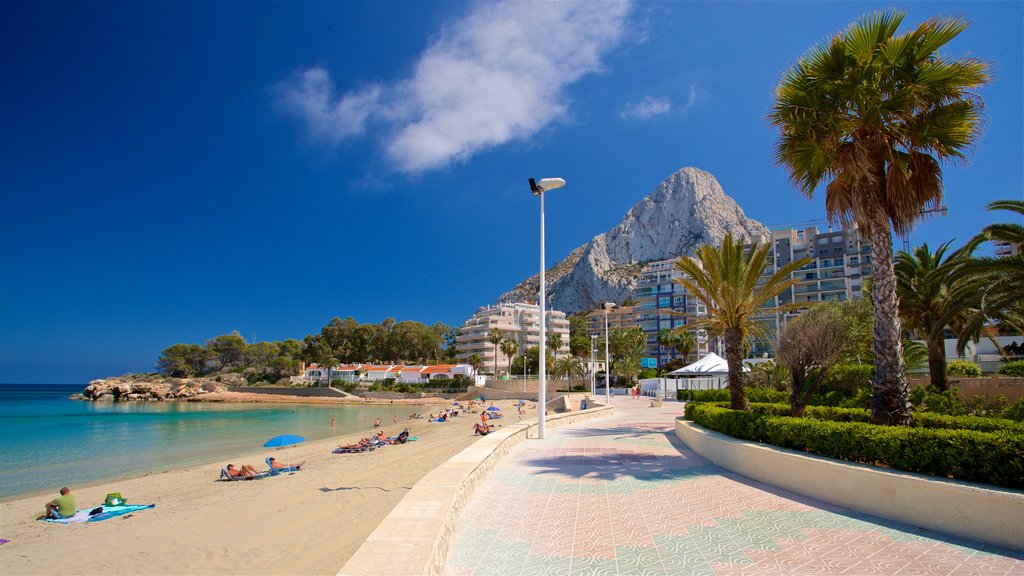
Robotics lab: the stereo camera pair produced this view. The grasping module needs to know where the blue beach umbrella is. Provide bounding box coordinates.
[263,434,305,447]
[486,406,501,411]
[263,435,304,468]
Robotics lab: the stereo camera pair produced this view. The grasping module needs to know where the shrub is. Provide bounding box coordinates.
[684,403,1024,488]
[747,388,789,404]
[821,364,873,394]
[679,389,730,402]
[997,360,1024,378]
[1002,398,1024,422]
[946,359,982,377]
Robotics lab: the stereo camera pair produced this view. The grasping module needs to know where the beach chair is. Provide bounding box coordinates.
[265,457,300,475]
[333,443,374,454]
[220,467,268,481]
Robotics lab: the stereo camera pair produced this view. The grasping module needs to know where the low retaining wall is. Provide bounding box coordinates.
[676,418,1024,552]
[339,403,614,576]
[226,386,345,398]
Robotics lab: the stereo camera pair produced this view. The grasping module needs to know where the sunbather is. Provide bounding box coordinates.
[473,423,492,436]
[268,457,303,471]
[225,464,261,478]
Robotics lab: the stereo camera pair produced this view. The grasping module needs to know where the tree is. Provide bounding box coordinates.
[500,338,519,375]
[157,344,211,377]
[206,333,247,371]
[955,200,1024,349]
[487,328,505,376]
[552,356,585,380]
[547,333,564,358]
[467,354,483,373]
[777,303,855,416]
[568,313,592,358]
[770,10,990,424]
[609,327,646,385]
[895,241,973,391]
[511,346,547,377]
[674,234,810,410]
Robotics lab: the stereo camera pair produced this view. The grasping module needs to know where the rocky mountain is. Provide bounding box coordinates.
[498,167,770,314]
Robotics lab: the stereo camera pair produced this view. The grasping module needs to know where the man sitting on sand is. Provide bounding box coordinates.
[44,487,76,519]
[225,464,261,478]
[268,457,303,471]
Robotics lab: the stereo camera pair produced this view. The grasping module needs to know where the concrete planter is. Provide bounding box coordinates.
[676,418,1024,552]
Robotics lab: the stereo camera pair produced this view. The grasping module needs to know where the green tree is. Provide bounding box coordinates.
[674,234,810,410]
[500,338,519,375]
[770,10,990,424]
[777,303,856,416]
[487,328,505,376]
[157,343,211,377]
[609,327,646,385]
[552,356,585,380]
[895,241,973,391]
[467,353,483,373]
[206,333,247,371]
[956,200,1024,349]
[547,333,564,357]
[673,330,697,361]
[568,313,592,357]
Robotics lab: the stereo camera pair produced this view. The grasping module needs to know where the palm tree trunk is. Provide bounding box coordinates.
[927,334,948,392]
[867,204,912,424]
[723,328,748,411]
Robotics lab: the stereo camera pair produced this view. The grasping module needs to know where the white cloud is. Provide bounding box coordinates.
[278,1,634,173]
[680,84,701,113]
[620,96,672,120]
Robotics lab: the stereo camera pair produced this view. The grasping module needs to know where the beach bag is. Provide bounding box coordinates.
[104,493,125,506]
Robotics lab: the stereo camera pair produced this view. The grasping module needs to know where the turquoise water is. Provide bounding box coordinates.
[0,384,428,498]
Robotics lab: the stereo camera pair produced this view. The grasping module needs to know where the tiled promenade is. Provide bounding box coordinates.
[443,397,1023,575]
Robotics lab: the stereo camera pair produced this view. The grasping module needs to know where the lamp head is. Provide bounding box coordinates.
[529,177,566,196]
[604,302,616,310]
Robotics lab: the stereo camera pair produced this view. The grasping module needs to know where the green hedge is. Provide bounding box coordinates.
[997,360,1024,378]
[684,403,1024,488]
[946,359,982,377]
[736,402,1024,433]
[679,388,790,403]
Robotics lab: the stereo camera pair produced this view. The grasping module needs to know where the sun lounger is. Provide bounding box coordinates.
[333,444,374,454]
[265,457,300,475]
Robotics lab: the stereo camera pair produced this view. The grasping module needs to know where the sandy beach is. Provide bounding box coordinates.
[0,398,534,575]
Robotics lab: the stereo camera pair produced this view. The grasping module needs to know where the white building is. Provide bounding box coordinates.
[455,302,570,374]
[303,363,475,383]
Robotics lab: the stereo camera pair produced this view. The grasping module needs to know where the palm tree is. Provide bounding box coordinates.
[955,200,1024,348]
[675,234,811,410]
[547,333,564,358]
[673,330,697,362]
[467,353,483,373]
[486,328,504,377]
[895,241,973,391]
[609,327,647,385]
[770,10,990,424]
[552,356,585,380]
[500,338,519,376]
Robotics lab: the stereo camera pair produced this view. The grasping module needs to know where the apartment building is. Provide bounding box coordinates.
[772,225,870,306]
[631,259,716,366]
[584,304,639,335]
[994,240,1020,257]
[455,302,570,374]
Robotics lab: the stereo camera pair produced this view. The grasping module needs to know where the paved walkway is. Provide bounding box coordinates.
[443,397,1023,575]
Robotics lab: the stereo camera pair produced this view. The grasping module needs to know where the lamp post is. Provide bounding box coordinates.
[604,302,615,405]
[590,334,597,396]
[530,177,566,440]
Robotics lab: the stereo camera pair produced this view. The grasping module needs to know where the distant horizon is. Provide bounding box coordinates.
[3,1,1021,384]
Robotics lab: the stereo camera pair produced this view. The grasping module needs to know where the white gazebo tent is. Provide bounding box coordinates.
[664,352,749,399]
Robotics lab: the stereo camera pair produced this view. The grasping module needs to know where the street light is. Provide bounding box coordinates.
[590,334,597,397]
[530,177,566,440]
[604,302,616,405]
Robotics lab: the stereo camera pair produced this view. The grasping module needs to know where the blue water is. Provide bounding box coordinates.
[0,384,428,498]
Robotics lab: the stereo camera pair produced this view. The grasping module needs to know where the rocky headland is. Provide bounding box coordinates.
[73,372,245,401]
[498,166,770,314]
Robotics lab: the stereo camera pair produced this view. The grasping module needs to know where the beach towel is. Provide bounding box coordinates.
[41,504,155,524]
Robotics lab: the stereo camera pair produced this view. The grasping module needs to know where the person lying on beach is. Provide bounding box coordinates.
[225,464,261,478]
[268,457,304,471]
[337,437,372,450]
[43,487,76,519]
[473,423,492,436]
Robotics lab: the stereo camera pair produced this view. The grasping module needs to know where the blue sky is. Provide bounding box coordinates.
[2,1,1021,384]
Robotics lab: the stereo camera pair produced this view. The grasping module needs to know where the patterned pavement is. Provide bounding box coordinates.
[443,397,1023,575]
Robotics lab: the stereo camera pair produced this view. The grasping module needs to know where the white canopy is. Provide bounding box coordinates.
[666,352,749,376]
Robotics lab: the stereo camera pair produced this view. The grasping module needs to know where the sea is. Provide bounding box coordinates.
[0,384,429,499]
